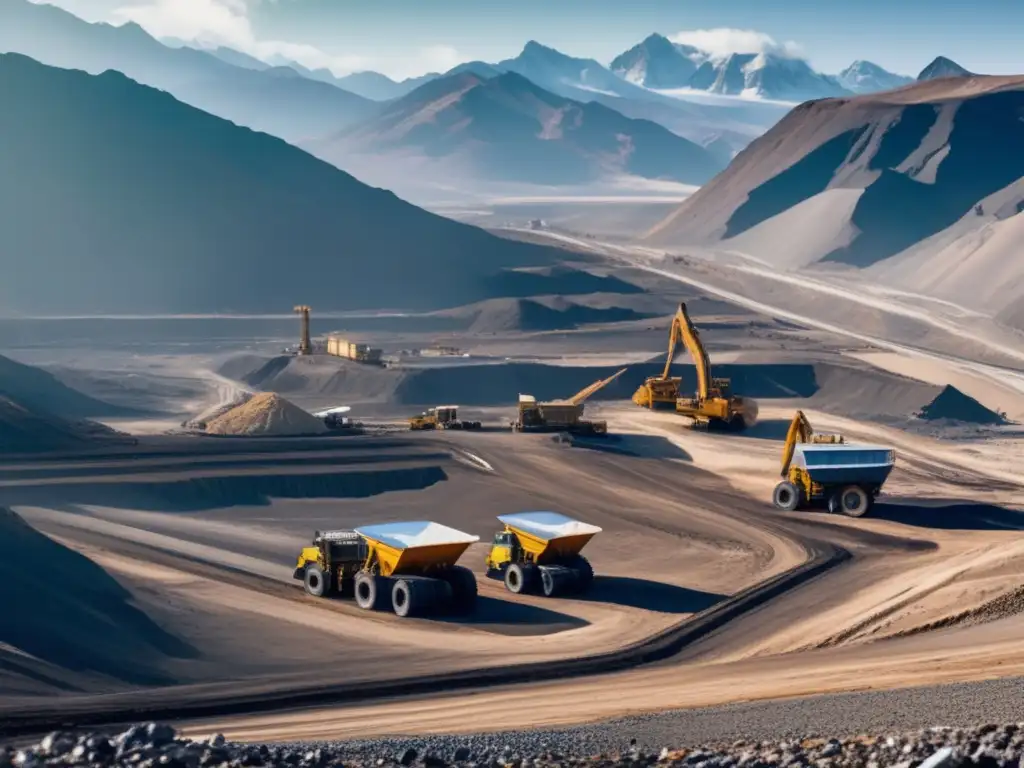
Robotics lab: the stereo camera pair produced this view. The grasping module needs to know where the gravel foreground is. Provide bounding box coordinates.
[8,722,1024,768]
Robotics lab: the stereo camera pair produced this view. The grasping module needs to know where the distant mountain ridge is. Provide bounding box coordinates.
[0,0,374,142]
[609,33,852,101]
[0,53,567,314]
[917,56,975,81]
[308,70,723,186]
[837,60,914,93]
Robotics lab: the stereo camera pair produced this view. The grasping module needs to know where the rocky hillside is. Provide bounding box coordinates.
[0,53,563,315]
[0,0,374,142]
[644,75,1024,325]
[310,71,723,186]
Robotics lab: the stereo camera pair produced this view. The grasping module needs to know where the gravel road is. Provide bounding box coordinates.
[10,713,1024,768]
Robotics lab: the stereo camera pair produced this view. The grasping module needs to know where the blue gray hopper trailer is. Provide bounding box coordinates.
[772,410,895,517]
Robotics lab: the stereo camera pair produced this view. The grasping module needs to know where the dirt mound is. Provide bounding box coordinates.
[0,396,133,454]
[443,297,653,334]
[808,363,943,421]
[183,391,254,430]
[204,392,328,436]
[916,385,1009,425]
[0,507,192,685]
[0,353,128,418]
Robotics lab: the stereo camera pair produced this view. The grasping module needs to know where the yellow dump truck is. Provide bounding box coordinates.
[485,511,601,597]
[409,406,481,431]
[512,369,627,436]
[294,522,479,617]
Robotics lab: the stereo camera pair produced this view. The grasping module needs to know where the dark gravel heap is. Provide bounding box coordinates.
[8,722,1024,768]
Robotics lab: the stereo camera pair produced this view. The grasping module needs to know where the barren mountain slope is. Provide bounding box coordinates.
[310,71,722,186]
[644,76,1024,319]
[0,53,565,315]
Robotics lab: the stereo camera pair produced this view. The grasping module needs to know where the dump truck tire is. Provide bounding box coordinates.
[504,563,538,594]
[442,565,478,614]
[392,577,452,617]
[303,565,328,598]
[773,481,802,512]
[354,572,390,611]
[565,555,594,592]
[539,565,574,597]
[833,485,871,517]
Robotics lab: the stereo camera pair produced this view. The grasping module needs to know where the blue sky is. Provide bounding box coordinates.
[52,0,1024,80]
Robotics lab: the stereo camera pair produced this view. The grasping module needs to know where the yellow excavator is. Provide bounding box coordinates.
[633,302,757,430]
[773,409,895,517]
[513,368,627,435]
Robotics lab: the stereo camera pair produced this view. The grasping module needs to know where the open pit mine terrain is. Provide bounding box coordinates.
[2,245,1024,749]
[2,47,1024,760]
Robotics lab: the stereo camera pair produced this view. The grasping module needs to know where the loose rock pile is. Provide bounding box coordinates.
[8,722,1024,768]
[203,393,327,437]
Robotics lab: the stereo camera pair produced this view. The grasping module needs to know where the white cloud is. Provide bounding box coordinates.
[669,28,802,59]
[416,45,463,75]
[112,0,370,73]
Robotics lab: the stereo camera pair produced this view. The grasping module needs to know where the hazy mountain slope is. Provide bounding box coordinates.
[310,71,723,186]
[918,56,975,81]
[0,0,374,142]
[865,177,1024,325]
[335,70,410,100]
[645,75,1024,320]
[610,33,703,88]
[206,45,270,71]
[838,61,914,94]
[497,41,788,145]
[0,53,563,315]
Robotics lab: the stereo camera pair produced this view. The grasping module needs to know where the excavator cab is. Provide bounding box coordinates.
[710,377,732,397]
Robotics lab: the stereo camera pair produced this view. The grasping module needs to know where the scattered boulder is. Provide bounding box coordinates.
[203,392,328,437]
[916,385,1009,425]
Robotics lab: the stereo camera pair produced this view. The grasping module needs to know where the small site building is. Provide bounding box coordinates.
[326,335,382,363]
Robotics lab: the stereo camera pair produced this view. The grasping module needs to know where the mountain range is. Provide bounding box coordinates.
[644,74,1024,328]
[837,60,914,94]
[611,33,854,101]
[0,52,565,315]
[308,70,723,187]
[0,0,375,143]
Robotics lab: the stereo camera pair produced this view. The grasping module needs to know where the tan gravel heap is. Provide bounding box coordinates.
[204,392,327,437]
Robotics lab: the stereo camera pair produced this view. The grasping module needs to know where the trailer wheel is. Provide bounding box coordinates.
[565,555,594,592]
[354,572,390,611]
[303,565,328,597]
[442,565,478,614]
[772,481,802,511]
[539,565,574,597]
[504,563,538,594]
[391,579,417,617]
[834,485,871,517]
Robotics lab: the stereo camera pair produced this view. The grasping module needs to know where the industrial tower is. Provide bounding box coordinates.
[293,305,311,355]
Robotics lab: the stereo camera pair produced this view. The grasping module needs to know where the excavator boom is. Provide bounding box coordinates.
[780,409,844,476]
[566,368,627,406]
[677,303,711,401]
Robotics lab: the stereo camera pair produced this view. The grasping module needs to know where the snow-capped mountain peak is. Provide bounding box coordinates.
[837,60,913,93]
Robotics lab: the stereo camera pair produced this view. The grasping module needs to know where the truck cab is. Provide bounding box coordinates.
[485,529,520,571]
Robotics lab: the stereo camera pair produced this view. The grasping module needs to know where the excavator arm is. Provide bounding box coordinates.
[677,303,711,401]
[780,410,844,477]
[567,368,628,406]
[780,410,813,477]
